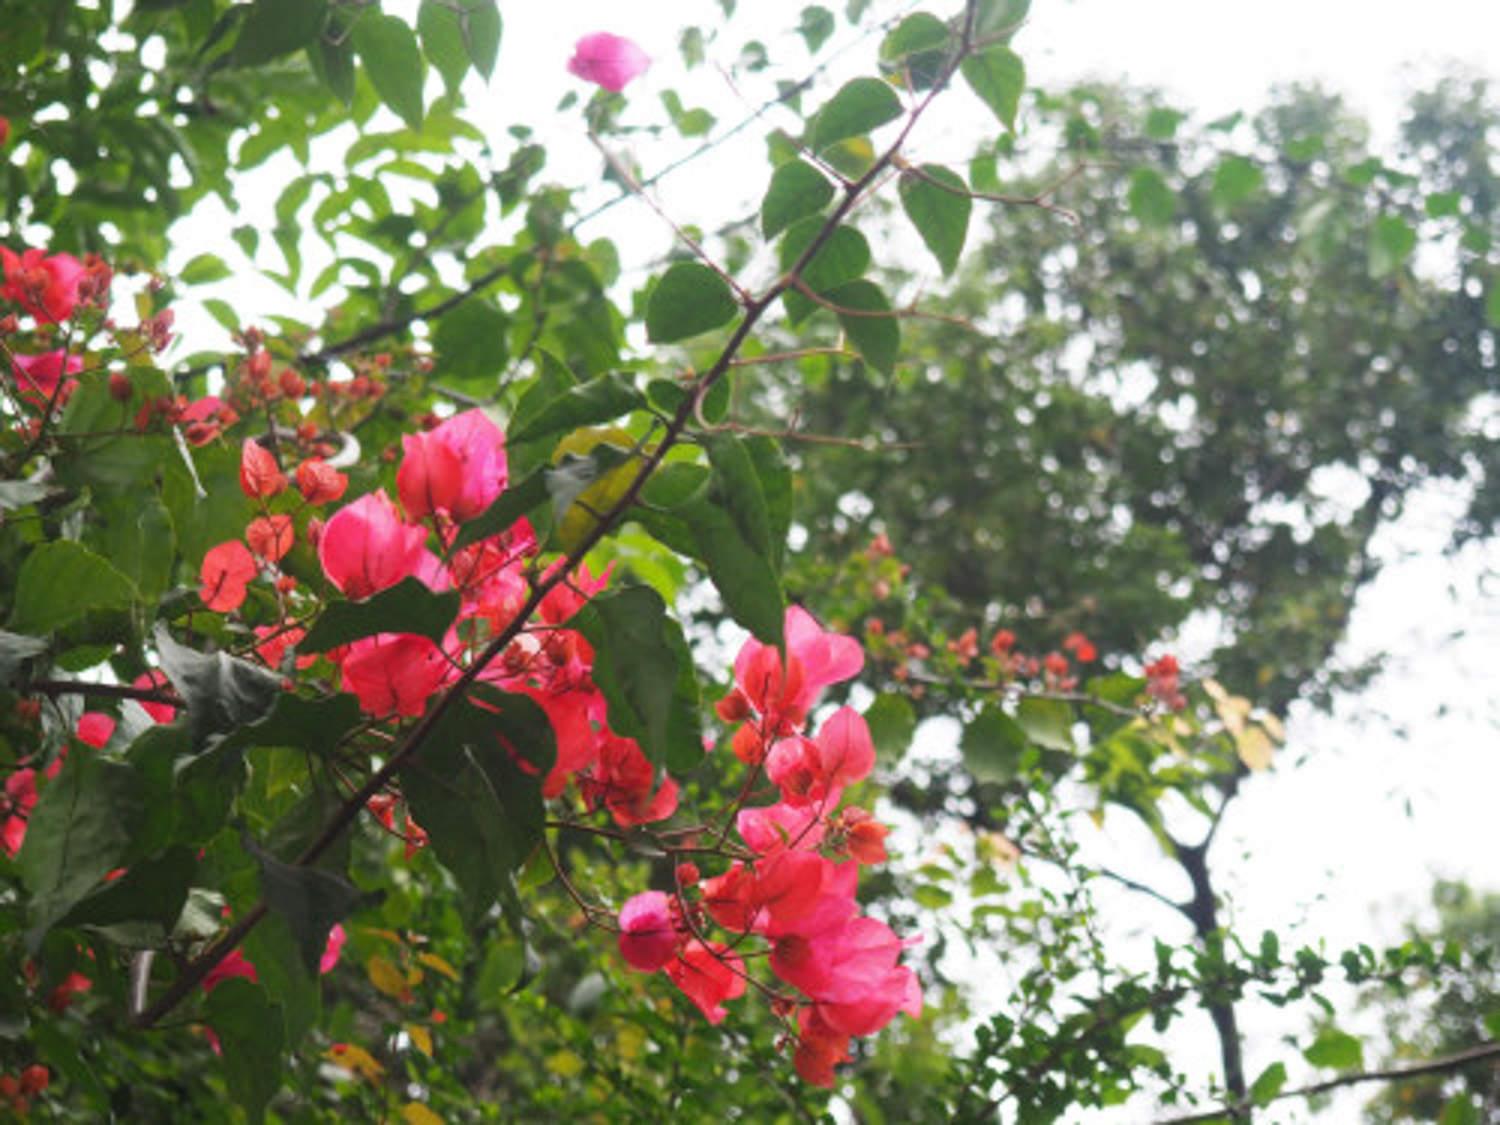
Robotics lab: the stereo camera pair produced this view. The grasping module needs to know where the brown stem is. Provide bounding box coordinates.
[25,679,183,708]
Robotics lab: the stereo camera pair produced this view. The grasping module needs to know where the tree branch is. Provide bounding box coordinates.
[1153,1040,1500,1124]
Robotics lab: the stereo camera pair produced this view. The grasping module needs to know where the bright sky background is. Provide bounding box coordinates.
[150,1,1500,1119]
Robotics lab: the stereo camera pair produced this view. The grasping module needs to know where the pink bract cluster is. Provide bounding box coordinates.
[199,408,679,836]
[616,607,921,1088]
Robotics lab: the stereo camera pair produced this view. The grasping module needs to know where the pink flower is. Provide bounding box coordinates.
[340,633,449,718]
[398,409,507,523]
[11,349,82,402]
[579,734,679,827]
[764,706,874,807]
[133,670,177,724]
[0,248,85,322]
[199,539,258,613]
[567,32,651,93]
[664,940,745,1024]
[318,491,429,600]
[733,606,864,732]
[76,712,115,749]
[319,923,346,974]
[239,439,287,499]
[1,768,39,858]
[618,891,679,972]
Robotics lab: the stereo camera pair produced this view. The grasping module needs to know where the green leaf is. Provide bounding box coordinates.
[452,464,551,552]
[401,688,554,923]
[154,625,283,750]
[205,979,285,1124]
[18,756,149,938]
[961,46,1025,130]
[761,160,836,239]
[1303,1026,1364,1070]
[1128,167,1176,227]
[1210,155,1264,210]
[300,577,462,653]
[11,541,136,634]
[826,279,900,375]
[1488,284,1500,329]
[432,299,509,387]
[780,220,872,325]
[308,37,355,105]
[99,494,175,601]
[242,911,320,1049]
[647,261,740,344]
[54,845,196,940]
[705,433,774,561]
[1249,1062,1287,1107]
[899,164,971,276]
[678,498,785,647]
[799,5,835,52]
[865,692,916,764]
[0,631,48,688]
[253,844,363,975]
[811,77,903,151]
[1017,697,1074,752]
[220,693,365,758]
[1369,214,1417,279]
[744,435,792,570]
[1440,1095,1482,1125]
[179,252,233,284]
[353,14,425,130]
[232,0,327,67]
[509,372,644,445]
[961,705,1028,783]
[881,13,950,63]
[417,0,468,96]
[974,0,1030,38]
[570,585,704,774]
[462,0,501,78]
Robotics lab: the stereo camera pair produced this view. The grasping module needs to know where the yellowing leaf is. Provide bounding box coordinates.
[552,427,643,554]
[1204,678,1251,735]
[327,1043,385,1082]
[615,1024,645,1061]
[416,951,460,981]
[405,1023,434,1057]
[1260,712,1286,742]
[1236,726,1275,771]
[367,953,418,999]
[546,1049,585,1078]
[402,1103,444,1125]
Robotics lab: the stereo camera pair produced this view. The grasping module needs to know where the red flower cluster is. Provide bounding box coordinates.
[0,1064,49,1116]
[617,608,920,1087]
[1145,653,1186,711]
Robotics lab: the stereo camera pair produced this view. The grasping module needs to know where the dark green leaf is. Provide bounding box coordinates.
[827,279,900,374]
[679,499,784,646]
[880,13,950,62]
[401,688,554,923]
[11,541,136,634]
[866,692,916,765]
[154,625,283,749]
[253,844,363,975]
[19,756,149,938]
[452,464,551,552]
[54,846,196,939]
[1487,283,1500,329]
[570,585,704,774]
[205,978,285,1124]
[300,577,462,653]
[899,164,971,276]
[812,77,903,152]
[961,705,1028,783]
[509,372,644,445]
[232,0,327,67]
[961,46,1025,130]
[1128,167,1176,227]
[647,261,740,344]
[308,36,355,105]
[353,14,425,130]
[705,432,774,561]
[432,299,510,387]
[221,693,365,757]
[780,220,872,325]
[761,160,836,239]
[744,435,792,570]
